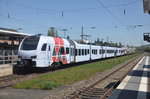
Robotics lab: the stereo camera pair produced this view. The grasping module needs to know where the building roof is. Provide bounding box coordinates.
[0,28,30,37]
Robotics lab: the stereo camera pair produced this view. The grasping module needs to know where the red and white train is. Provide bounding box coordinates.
[17,34,135,68]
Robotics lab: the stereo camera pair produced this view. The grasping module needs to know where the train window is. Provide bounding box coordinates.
[112,50,114,53]
[82,49,84,55]
[71,48,74,56]
[99,50,101,54]
[66,47,69,54]
[41,44,47,51]
[93,49,95,54]
[107,50,109,53]
[60,47,64,54]
[88,49,89,54]
[79,49,81,56]
[75,49,77,56]
[115,50,117,53]
[92,49,93,54]
[53,48,56,55]
[96,50,97,54]
[102,50,105,54]
[21,36,39,50]
[85,49,87,55]
[107,50,114,53]
[49,46,51,51]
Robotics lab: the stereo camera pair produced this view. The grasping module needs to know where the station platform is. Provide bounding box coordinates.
[0,64,13,77]
[109,56,150,99]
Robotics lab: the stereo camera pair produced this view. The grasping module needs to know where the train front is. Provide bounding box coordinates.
[17,35,41,67]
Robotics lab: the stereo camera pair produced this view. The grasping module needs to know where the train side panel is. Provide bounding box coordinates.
[105,47,115,58]
[75,43,90,62]
[91,45,102,60]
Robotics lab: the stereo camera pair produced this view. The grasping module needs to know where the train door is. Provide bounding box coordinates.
[40,43,48,66]
[41,43,47,60]
[47,44,51,61]
[102,46,104,58]
[90,45,91,60]
[67,39,76,63]
[70,46,74,63]
[114,48,117,57]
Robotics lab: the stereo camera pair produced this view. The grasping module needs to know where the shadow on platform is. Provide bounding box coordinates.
[109,89,150,99]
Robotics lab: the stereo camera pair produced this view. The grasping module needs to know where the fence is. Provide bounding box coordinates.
[0,55,18,64]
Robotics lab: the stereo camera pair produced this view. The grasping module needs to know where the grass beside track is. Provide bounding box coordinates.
[14,54,140,90]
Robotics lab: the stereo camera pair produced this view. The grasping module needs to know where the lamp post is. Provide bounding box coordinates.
[91,27,96,44]
[62,29,67,39]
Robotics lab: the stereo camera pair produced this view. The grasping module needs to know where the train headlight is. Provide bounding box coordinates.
[30,56,37,59]
[18,56,22,58]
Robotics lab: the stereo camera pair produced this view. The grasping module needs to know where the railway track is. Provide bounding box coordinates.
[67,54,146,99]
[0,74,37,88]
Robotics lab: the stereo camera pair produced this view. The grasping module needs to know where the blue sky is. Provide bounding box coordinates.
[0,0,150,46]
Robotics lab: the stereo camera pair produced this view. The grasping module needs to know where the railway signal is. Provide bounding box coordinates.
[143,33,150,42]
[143,0,150,14]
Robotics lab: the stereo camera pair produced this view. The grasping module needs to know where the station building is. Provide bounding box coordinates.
[0,27,30,76]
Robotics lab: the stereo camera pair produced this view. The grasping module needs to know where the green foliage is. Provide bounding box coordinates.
[14,54,139,90]
[94,38,123,47]
[144,47,150,52]
[47,27,58,37]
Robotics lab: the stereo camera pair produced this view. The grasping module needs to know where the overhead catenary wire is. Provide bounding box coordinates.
[0,14,50,28]
[96,0,125,27]
[0,0,143,45]
[1,0,140,13]
[96,0,139,46]
[0,0,141,28]
[3,0,60,12]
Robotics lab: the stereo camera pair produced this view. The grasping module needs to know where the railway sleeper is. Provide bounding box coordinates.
[79,95,101,99]
[85,91,102,95]
[81,93,101,97]
[84,92,102,95]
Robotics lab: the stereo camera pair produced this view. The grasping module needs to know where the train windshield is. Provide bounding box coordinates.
[20,36,40,50]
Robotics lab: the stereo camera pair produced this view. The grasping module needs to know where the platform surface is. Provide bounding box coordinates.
[0,64,13,77]
[109,56,150,99]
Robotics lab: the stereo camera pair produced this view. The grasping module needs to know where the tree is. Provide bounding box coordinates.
[119,43,122,47]
[47,27,58,37]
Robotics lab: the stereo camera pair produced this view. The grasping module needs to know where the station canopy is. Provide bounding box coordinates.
[0,27,30,38]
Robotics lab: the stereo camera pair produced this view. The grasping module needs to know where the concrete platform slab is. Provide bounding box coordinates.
[109,56,150,99]
[0,64,13,77]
